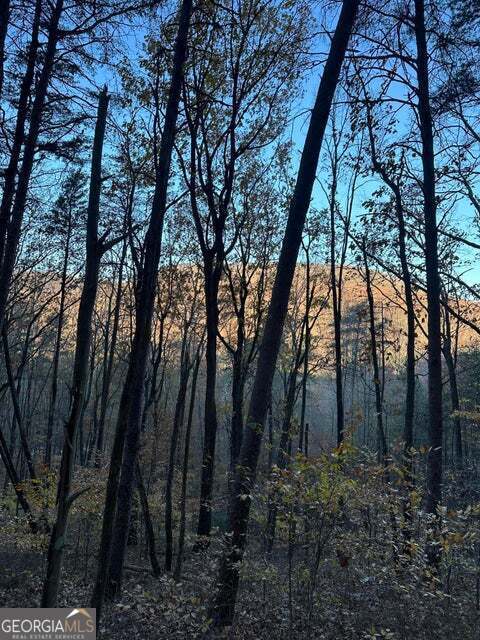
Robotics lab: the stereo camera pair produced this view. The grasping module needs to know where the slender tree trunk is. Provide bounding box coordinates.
[267,403,274,472]
[330,180,344,446]
[0,0,64,335]
[7,324,33,466]
[91,1,193,618]
[299,257,312,452]
[3,328,31,485]
[442,307,462,467]
[444,348,461,465]
[91,293,113,464]
[141,316,165,440]
[41,87,109,607]
[298,323,309,453]
[398,214,416,465]
[414,0,443,517]
[230,344,245,473]
[266,364,300,554]
[2,330,36,480]
[136,463,161,576]
[77,343,97,466]
[95,241,127,465]
[165,341,191,571]
[208,1,360,624]
[175,350,201,581]
[363,99,416,542]
[364,101,416,462]
[362,243,388,461]
[197,266,220,539]
[45,217,71,467]
[0,0,42,265]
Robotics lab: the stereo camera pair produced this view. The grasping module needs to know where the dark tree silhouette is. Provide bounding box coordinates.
[42,86,110,607]
[91,0,194,618]
[413,0,443,519]
[208,0,361,626]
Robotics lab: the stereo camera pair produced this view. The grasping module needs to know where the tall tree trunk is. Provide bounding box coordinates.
[230,340,245,473]
[0,0,64,334]
[299,256,312,452]
[266,362,301,554]
[363,97,416,541]
[141,314,165,439]
[41,87,109,607]
[444,344,461,466]
[414,0,443,517]
[208,1,360,625]
[397,206,416,466]
[0,0,42,264]
[266,321,306,553]
[77,341,97,466]
[363,99,416,463]
[3,325,31,486]
[45,216,72,466]
[330,176,345,446]
[442,306,462,467]
[175,350,201,581]
[196,265,221,539]
[165,341,191,571]
[91,0,193,618]
[298,323,309,453]
[362,243,388,461]
[95,241,127,465]
[267,403,274,472]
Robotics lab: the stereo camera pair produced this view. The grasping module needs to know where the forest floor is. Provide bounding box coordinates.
[0,523,479,640]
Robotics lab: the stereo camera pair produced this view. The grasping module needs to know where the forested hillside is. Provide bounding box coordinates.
[1,1,480,638]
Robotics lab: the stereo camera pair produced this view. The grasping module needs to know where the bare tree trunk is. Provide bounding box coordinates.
[398,212,416,466]
[175,349,201,581]
[230,340,245,473]
[0,0,42,264]
[41,87,109,607]
[442,305,462,467]
[362,242,388,461]
[136,463,160,577]
[4,320,34,472]
[266,341,304,553]
[330,177,345,446]
[267,403,274,472]
[0,0,64,334]
[299,257,312,453]
[45,216,72,467]
[363,98,416,463]
[77,340,97,466]
[414,0,443,518]
[95,241,127,465]
[208,1,360,625]
[196,265,221,539]
[2,329,36,480]
[361,96,417,542]
[91,0,193,618]
[165,338,191,571]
